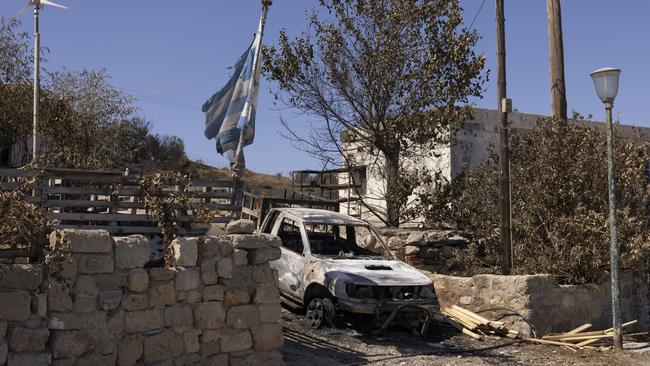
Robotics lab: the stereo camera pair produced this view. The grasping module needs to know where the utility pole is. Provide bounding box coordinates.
[496,0,512,274]
[547,0,567,120]
[33,3,41,162]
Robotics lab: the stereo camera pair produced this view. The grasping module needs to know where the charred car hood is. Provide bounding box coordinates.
[318,258,432,287]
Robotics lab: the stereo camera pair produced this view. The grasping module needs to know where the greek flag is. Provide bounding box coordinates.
[202,28,263,166]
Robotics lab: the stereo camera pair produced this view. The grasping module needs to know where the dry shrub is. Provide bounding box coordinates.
[419,115,650,284]
[0,191,50,253]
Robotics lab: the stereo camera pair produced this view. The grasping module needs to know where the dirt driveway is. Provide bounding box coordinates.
[281,307,650,366]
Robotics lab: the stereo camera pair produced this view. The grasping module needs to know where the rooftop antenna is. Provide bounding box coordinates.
[14,0,68,163]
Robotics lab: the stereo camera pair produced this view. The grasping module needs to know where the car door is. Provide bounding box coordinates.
[270,215,310,303]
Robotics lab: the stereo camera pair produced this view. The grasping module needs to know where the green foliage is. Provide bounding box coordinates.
[0,19,188,172]
[419,116,650,284]
[262,0,487,226]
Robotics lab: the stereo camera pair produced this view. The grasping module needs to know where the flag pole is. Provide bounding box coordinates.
[230,0,272,216]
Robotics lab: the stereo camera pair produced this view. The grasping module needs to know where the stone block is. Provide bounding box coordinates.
[114,235,150,269]
[0,291,31,321]
[202,285,224,302]
[386,237,404,249]
[74,275,97,297]
[183,329,200,353]
[227,305,258,329]
[404,245,419,256]
[200,342,220,358]
[176,289,202,304]
[201,329,222,344]
[257,303,282,323]
[233,233,280,249]
[175,267,200,291]
[49,280,73,313]
[253,265,274,284]
[107,311,125,335]
[148,281,175,306]
[128,269,149,293]
[251,323,283,352]
[148,267,175,282]
[78,254,114,274]
[0,340,6,366]
[94,272,128,289]
[206,354,228,366]
[170,237,198,266]
[200,258,218,285]
[194,302,225,330]
[48,312,107,330]
[0,264,43,290]
[8,327,49,352]
[220,329,252,353]
[99,289,123,311]
[233,249,248,266]
[0,321,6,337]
[225,289,250,306]
[7,352,52,366]
[142,330,183,364]
[216,257,233,279]
[117,334,142,366]
[125,308,162,333]
[227,219,256,234]
[55,229,113,253]
[73,295,97,314]
[51,330,94,359]
[254,286,280,304]
[121,294,149,311]
[164,305,193,328]
[201,236,234,257]
[247,247,281,265]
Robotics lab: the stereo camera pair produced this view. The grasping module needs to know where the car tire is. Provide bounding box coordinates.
[305,297,335,328]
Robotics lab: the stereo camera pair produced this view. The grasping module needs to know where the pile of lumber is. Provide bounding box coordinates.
[529,320,644,350]
[441,305,644,351]
[441,305,520,340]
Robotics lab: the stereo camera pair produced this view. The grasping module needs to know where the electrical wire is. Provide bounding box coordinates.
[468,0,487,31]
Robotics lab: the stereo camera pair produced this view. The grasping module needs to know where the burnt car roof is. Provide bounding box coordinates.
[273,208,368,225]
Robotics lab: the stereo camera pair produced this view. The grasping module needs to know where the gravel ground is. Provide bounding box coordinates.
[281,307,650,366]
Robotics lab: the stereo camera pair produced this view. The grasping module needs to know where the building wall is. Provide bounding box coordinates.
[343,108,650,226]
[0,229,284,366]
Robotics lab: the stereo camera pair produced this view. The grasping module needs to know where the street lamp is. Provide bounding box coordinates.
[590,67,622,350]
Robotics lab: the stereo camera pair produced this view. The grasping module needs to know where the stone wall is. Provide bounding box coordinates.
[0,228,284,366]
[378,228,469,269]
[430,272,649,337]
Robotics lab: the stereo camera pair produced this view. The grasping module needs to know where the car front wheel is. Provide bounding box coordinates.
[305,297,335,328]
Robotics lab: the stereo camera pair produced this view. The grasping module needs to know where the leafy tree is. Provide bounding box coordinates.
[421,115,650,284]
[263,0,487,226]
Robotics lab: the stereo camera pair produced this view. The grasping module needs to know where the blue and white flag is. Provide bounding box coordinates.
[202,25,263,167]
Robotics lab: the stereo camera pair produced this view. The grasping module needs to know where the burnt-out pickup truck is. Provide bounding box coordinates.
[260,207,437,330]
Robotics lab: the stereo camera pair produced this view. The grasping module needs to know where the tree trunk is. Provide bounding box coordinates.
[384,151,400,227]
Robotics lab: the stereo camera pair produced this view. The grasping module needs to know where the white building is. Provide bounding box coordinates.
[339,108,650,226]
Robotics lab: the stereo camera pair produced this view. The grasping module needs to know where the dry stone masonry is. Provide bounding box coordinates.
[430,273,649,337]
[0,226,284,365]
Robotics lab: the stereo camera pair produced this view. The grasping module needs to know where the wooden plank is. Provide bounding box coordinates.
[242,207,259,217]
[43,200,234,211]
[54,224,210,235]
[0,169,39,177]
[43,186,231,199]
[451,305,502,327]
[565,323,593,335]
[543,323,593,340]
[523,338,577,348]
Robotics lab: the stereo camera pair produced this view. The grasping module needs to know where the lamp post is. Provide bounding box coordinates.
[590,67,622,350]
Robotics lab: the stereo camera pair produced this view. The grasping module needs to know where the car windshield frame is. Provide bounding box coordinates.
[302,221,393,260]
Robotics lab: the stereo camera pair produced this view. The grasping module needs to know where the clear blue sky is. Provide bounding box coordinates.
[1,1,648,175]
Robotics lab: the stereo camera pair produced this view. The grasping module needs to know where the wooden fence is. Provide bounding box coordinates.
[0,168,240,258]
[241,190,340,228]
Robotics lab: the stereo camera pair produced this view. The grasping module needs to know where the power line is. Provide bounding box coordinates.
[469,0,487,31]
